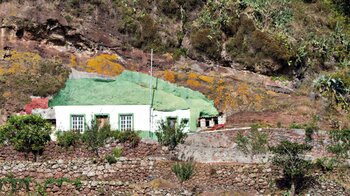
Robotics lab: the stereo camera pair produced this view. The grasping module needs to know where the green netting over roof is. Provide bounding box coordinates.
[49,70,218,131]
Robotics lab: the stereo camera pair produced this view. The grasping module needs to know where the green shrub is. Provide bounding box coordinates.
[0,115,52,161]
[56,130,81,149]
[271,141,312,196]
[105,147,123,164]
[331,0,350,16]
[289,123,305,129]
[305,125,317,142]
[235,131,250,155]
[35,177,82,195]
[112,147,123,158]
[81,120,113,157]
[314,75,349,111]
[105,155,117,164]
[235,126,268,156]
[250,30,294,64]
[159,0,181,18]
[313,157,338,172]
[0,59,69,114]
[327,129,350,159]
[114,130,140,148]
[190,28,222,60]
[0,174,31,193]
[172,162,194,182]
[156,120,187,150]
[0,126,7,145]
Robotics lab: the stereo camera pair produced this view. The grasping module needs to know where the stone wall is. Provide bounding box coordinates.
[0,158,347,195]
[178,128,335,163]
[0,141,164,162]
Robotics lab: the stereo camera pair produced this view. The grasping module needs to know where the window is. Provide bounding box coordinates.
[167,117,177,129]
[120,114,133,131]
[95,114,109,128]
[71,115,85,132]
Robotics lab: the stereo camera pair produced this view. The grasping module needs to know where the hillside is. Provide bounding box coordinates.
[0,0,349,128]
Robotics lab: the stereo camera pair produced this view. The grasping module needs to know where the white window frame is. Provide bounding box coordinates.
[71,115,85,132]
[119,114,133,131]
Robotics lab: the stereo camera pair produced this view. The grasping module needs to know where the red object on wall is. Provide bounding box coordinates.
[210,124,225,131]
[24,98,49,114]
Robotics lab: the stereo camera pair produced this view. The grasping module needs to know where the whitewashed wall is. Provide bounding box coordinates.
[152,109,191,132]
[54,105,150,131]
[53,105,191,132]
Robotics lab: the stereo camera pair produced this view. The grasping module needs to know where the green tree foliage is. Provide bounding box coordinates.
[172,162,194,182]
[270,141,312,196]
[156,119,187,150]
[0,115,52,161]
[328,129,350,159]
[81,120,113,157]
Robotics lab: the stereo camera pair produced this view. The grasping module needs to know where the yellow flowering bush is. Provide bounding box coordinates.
[85,54,124,76]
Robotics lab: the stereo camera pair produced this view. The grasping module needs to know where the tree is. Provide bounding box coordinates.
[235,125,268,157]
[270,141,312,196]
[0,115,52,161]
[156,119,187,150]
[81,120,112,157]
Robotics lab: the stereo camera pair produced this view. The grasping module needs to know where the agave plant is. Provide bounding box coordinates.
[314,75,349,111]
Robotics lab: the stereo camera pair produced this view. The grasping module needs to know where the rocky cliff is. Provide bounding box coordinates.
[0,0,349,128]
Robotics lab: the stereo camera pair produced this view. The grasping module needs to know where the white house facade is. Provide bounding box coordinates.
[54,105,191,135]
[48,71,220,139]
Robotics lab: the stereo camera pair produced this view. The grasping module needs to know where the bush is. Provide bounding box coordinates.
[190,28,222,60]
[313,157,338,172]
[105,147,123,164]
[0,127,7,145]
[81,121,113,157]
[314,75,349,111]
[289,123,305,129]
[105,155,117,164]
[156,120,187,150]
[305,124,317,143]
[0,174,31,193]
[112,147,123,158]
[56,130,81,149]
[0,115,52,161]
[114,130,140,148]
[235,125,268,156]
[271,141,312,196]
[327,129,350,159]
[172,162,194,182]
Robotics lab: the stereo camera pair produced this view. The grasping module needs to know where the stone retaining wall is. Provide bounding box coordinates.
[178,128,335,163]
[0,158,347,195]
[0,141,164,162]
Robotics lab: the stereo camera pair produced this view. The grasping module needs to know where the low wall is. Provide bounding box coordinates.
[178,128,334,163]
[0,141,164,162]
[0,158,346,195]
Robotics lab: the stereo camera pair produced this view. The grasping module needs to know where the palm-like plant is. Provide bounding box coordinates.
[314,75,349,111]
